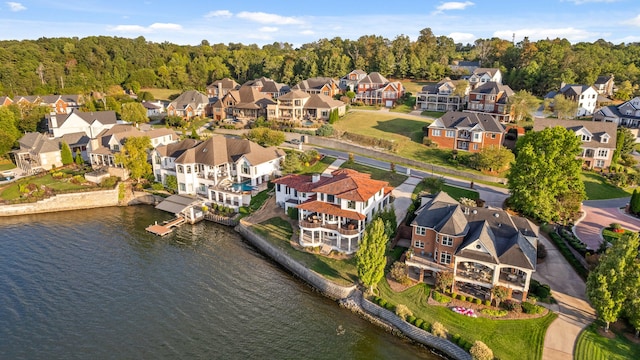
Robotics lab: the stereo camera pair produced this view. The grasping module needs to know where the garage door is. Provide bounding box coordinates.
[385,100,393,107]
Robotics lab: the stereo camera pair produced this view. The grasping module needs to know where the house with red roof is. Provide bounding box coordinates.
[273,169,393,254]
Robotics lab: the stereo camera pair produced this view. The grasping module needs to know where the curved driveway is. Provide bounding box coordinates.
[574,197,640,250]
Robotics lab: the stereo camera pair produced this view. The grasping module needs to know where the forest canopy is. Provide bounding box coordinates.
[0,31,639,97]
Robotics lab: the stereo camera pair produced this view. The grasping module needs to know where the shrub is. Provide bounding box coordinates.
[287,206,298,220]
[151,182,164,191]
[385,302,395,311]
[52,171,66,179]
[537,242,547,259]
[432,291,451,304]
[390,261,409,284]
[521,301,545,314]
[420,321,430,331]
[480,308,508,317]
[502,299,522,313]
[431,322,448,338]
[414,318,424,328]
[101,176,118,188]
[407,315,417,325]
[457,294,467,302]
[395,304,413,320]
[435,271,454,293]
[470,340,494,360]
[451,292,457,300]
[378,299,387,308]
[483,300,491,307]
[473,298,482,305]
[342,132,398,152]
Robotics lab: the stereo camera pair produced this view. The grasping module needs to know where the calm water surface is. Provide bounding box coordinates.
[0,206,438,359]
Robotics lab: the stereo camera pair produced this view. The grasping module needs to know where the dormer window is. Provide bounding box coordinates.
[601,136,609,143]
[581,134,591,142]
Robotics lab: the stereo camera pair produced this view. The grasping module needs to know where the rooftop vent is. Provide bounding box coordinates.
[472,210,478,214]
[493,213,500,218]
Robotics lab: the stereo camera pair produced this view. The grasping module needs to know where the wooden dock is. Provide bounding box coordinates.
[145,216,186,236]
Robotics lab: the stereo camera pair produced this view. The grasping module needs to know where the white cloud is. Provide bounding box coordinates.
[259,27,278,33]
[448,32,476,43]
[494,27,598,42]
[109,23,182,34]
[300,30,315,35]
[236,11,304,25]
[204,10,232,18]
[434,1,474,14]
[565,0,617,4]
[622,14,640,27]
[7,2,26,11]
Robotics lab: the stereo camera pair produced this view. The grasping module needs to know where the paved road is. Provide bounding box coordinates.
[574,197,640,250]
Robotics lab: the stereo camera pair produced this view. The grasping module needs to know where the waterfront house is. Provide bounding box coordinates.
[166,90,210,120]
[273,169,393,254]
[354,72,404,107]
[47,109,117,138]
[339,69,367,92]
[407,192,538,301]
[152,135,284,211]
[241,77,290,99]
[13,132,63,173]
[468,68,502,89]
[545,84,599,117]
[292,77,340,98]
[449,60,481,76]
[266,90,346,122]
[210,86,275,122]
[415,78,469,112]
[206,78,241,99]
[594,75,615,97]
[534,118,617,169]
[466,82,514,122]
[426,111,506,152]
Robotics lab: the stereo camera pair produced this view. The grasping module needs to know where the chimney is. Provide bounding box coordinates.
[312,174,320,183]
[218,82,223,97]
[50,113,58,129]
[560,81,566,89]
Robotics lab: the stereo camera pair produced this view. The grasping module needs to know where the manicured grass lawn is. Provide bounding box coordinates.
[141,88,181,101]
[251,217,358,285]
[420,111,445,118]
[442,184,479,201]
[396,79,434,94]
[389,96,416,114]
[248,189,271,212]
[602,228,633,244]
[582,171,631,200]
[297,156,336,175]
[575,323,640,360]
[0,161,16,171]
[351,105,381,111]
[377,279,557,360]
[0,173,90,200]
[340,161,408,187]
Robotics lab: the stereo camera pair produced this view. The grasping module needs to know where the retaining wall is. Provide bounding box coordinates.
[235,221,356,300]
[0,188,119,217]
[307,135,506,184]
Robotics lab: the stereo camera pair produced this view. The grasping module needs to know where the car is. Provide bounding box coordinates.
[289,138,301,145]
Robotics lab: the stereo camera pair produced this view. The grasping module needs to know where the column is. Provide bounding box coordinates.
[419,269,424,282]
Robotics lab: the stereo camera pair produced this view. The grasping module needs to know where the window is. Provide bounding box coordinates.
[601,137,609,143]
[581,135,591,142]
[186,166,191,174]
[491,133,496,139]
[432,129,441,137]
[415,226,426,236]
[276,184,281,192]
[179,183,186,192]
[445,130,455,138]
[242,163,250,175]
[473,143,478,150]
[327,194,335,203]
[476,94,483,100]
[440,252,452,265]
[597,149,608,157]
[177,165,184,173]
[441,235,453,246]
[414,240,425,249]
[155,156,161,164]
[347,200,356,209]
[596,159,605,167]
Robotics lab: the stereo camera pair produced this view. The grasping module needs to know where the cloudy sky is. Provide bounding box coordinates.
[0,0,639,46]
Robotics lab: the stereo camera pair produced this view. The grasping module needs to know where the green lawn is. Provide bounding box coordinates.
[582,172,631,200]
[248,189,271,212]
[251,217,357,285]
[397,79,434,94]
[442,184,479,201]
[575,323,640,360]
[141,88,182,101]
[340,161,408,187]
[420,110,445,118]
[389,96,416,114]
[377,279,557,360]
[602,228,634,244]
[297,156,336,175]
[0,173,90,200]
[0,161,16,171]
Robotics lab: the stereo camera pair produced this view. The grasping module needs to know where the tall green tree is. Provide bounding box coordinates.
[546,94,577,119]
[624,261,640,337]
[74,148,84,166]
[476,145,515,173]
[631,189,640,215]
[120,102,149,125]
[355,218,388,294]
[613,127,635,164]
[507,126,585,222]
[587,232,640,332]
[508,90,540,122]
[60,141,73,165]
[114,136,152,182]
[0,107,20,156]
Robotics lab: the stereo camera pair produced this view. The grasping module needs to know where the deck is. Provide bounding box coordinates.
[145,216,186,236]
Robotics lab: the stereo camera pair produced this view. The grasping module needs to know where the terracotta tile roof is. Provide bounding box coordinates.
[297,199,366,220]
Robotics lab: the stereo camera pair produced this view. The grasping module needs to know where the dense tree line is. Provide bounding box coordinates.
[1,32,639,97]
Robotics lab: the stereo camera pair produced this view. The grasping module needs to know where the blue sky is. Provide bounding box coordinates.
[0,0,639,46]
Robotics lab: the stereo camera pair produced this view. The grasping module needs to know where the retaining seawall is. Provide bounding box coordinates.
[0,188,119,217]
[235,220,469,360]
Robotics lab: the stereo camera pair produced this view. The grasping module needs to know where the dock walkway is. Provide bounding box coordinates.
[146,216,186,236]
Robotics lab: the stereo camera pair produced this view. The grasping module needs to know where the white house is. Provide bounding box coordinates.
[468,68,502,89]
[545,84,599,117]
[152,135,285,211]
[273,169,393,254]
[47,109,117,138]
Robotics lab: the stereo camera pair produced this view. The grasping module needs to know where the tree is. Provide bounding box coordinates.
[165,174,177,192]
[587,232,640,332]
[60,141,73,165]
[476,145,515,173]
[624,262,640,337]
[470,341,494,360]
[631,189,640,215]
[491,285,509,308]
[245,128,285,147]
[0,107,19,156]
[435,271,453,293]
[114,136,152,182]
[389,261,409,284]
[613,127,635,164]
[121,102,149,125]
[508,90,540,122]
[74,148,84,166]
[190,127,200,140]
[355,218,388,294]
[281,151,302,174]
[546,94,577,119]
[507,126,585,223]
[328,108,339,124]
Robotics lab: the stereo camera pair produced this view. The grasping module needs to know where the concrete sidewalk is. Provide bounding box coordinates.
[322,158,345,176]
[390,176,422,226]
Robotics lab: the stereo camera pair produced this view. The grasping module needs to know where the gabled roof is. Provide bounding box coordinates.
[225,86,275,109]
[358,72,389,85]
[595,75,614,85]
[156,138,201,158]
[168,90,208,110]
[207,78,240,90]
[292,77,337,91]
[297,199,366,220]
[429,111,505,133]
[411,192,469,237]
[16,132,60,154]
[471,82,514,103]
[533,118,617,149]
[278,89,311,101]
[471,68,500,78]
[558,84,596,98]
[174,135,284,166]
[303,94,344,110]
[60,132,90,146]
[51,109,117,128]
[242,77,290,94]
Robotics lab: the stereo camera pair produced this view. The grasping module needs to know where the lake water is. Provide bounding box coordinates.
[0,206,438,359]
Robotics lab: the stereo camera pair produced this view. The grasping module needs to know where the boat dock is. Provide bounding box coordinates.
[145,216,186,236]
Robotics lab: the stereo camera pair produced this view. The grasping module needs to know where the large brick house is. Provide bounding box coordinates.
[354,72,404,107]
[273,169,393,254]
[426,111,506,152]
[206,78,240,99]
[466,82,514,122]
[406,192,538,301]
[292,77,340,98]
[534,118,617,169]
[166,90,210,120]
[266,90,346,121]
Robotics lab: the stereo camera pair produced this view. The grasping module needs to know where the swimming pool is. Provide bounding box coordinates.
[231,181,255,192]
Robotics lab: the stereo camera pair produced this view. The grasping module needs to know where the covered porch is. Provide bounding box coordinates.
[296,204,366,254]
